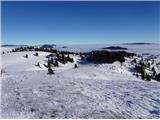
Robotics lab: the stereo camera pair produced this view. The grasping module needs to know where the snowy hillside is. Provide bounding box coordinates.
[1,44,160,118]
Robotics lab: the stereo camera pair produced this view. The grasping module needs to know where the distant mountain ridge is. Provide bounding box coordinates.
[40,44,56,48]
[1,44,57,48]
[1,44,28,47]
[123,43,155,45]
[102,46,128,50]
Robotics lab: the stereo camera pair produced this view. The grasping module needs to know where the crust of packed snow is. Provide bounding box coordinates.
[1,44,160,118]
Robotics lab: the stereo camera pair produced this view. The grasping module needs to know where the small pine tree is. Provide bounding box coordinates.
[70,58,74,63]
[136,73,139,78]
[135,65,145,74]
[132,58,137,64]
[50,57,54,64]
[54,60,59,67]
[74,64,78,68]
[141,71,145,80]
[35,52,38,56]
[48,61,51,68]
[67,55,74,63]
[20,46,23,50]
[67,54,70,61]
[80,52,82,57]
[1,69,5,77]
[25,54,28,58]
[56,53,60,58]
[155,73,160,81]
[48,67,54,75]
[152,67,156,77]
[81,55,85,60]
[61,54,66,64]
[146,73,151,81]
[37,62,40,67]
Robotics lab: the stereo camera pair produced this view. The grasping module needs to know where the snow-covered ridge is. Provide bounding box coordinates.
[1,44,160,118]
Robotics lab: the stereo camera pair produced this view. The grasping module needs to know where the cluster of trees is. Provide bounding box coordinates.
[12,46,75,55]
[132,58,160,81]
[24,52,39,58]
[12,46,35,52]
[46,53,75,75]
[79,50,135,64]
[47,53,74,65]
[47,57,59,68]
[56,54,74,64]
[15,46,76,75]
[2,51,11,54]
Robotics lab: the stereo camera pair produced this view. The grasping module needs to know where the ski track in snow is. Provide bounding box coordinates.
[1,45,160,118]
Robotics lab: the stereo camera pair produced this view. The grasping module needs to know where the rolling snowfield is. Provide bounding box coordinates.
[1,44,160,118]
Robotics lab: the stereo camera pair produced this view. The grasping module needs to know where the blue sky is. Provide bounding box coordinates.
[2,1,160,45]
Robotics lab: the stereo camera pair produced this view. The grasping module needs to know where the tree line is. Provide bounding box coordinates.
[79,50,135,63]
[132,57,160,82]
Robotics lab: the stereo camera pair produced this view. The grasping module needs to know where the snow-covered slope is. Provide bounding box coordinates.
[2,70,160,118]
[1,44,160,118]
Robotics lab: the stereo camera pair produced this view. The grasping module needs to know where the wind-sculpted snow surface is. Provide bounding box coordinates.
[1,70,160,118]
[1,44,160,118]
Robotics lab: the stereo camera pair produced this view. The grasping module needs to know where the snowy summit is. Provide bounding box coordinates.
[1,44,160,118]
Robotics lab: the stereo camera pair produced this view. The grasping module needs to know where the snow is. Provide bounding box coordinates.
[2,51,49,73]
[1,44,160,118]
